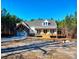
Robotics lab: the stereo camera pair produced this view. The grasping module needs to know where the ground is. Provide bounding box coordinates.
[1,38,77,59]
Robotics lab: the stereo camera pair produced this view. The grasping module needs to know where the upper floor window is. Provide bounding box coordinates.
[42,19,49,26]
[42,20,51,26]
[43,22,46,26]
[48,23,51,25]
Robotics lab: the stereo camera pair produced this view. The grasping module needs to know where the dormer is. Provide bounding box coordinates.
[42,19,50,26]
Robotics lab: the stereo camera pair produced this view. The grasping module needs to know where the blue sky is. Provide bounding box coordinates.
[1,0,77,21]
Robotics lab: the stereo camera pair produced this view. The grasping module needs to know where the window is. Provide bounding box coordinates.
[42,20,50,26]
[50,29,53,33]
[50,29,56,33]
[43,22,48,26]
[43,29,47,33]
[46,22,47,26]
[37,29,41,34]
[43,22,45,26]
[48,23,51,25]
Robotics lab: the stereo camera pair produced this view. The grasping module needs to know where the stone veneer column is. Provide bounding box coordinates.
[40,29,44,35]
[46,29,51,35]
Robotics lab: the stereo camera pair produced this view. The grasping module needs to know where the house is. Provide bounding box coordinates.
[26,19,57,39]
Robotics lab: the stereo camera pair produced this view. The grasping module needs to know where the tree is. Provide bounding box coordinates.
[31,19,35,21]
[1,9,23,36]
[55,12,77,38]
[16,18,22,23]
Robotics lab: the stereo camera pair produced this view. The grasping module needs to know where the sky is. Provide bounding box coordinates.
[1,0,77,21]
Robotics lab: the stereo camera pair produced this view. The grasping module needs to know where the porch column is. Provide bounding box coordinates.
[48,29,50,33]
[40,29,44,35]
[46,29,51,35]
[48,29,50,32]
[56,28,57,38]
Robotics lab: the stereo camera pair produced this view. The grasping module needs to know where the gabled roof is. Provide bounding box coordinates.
[16,22,30,29]
[26,20,57,29]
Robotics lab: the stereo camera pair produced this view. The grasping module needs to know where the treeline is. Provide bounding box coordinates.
[56,12,77,38]
[1,9,22,36]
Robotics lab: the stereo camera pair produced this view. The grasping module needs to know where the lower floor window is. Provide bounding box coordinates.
[43,29,47,33]
[36,29,41,34]
[36,29,57,34]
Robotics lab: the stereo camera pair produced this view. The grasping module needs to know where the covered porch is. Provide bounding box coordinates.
[35,28,57,39]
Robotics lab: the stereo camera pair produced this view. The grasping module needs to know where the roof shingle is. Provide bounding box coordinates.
[26,20,57,29]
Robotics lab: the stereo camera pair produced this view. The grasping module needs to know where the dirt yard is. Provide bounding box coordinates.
[2,46,76,59]
[1,38,77,59]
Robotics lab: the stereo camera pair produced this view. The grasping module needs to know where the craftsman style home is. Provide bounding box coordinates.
[26,19,57,38]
